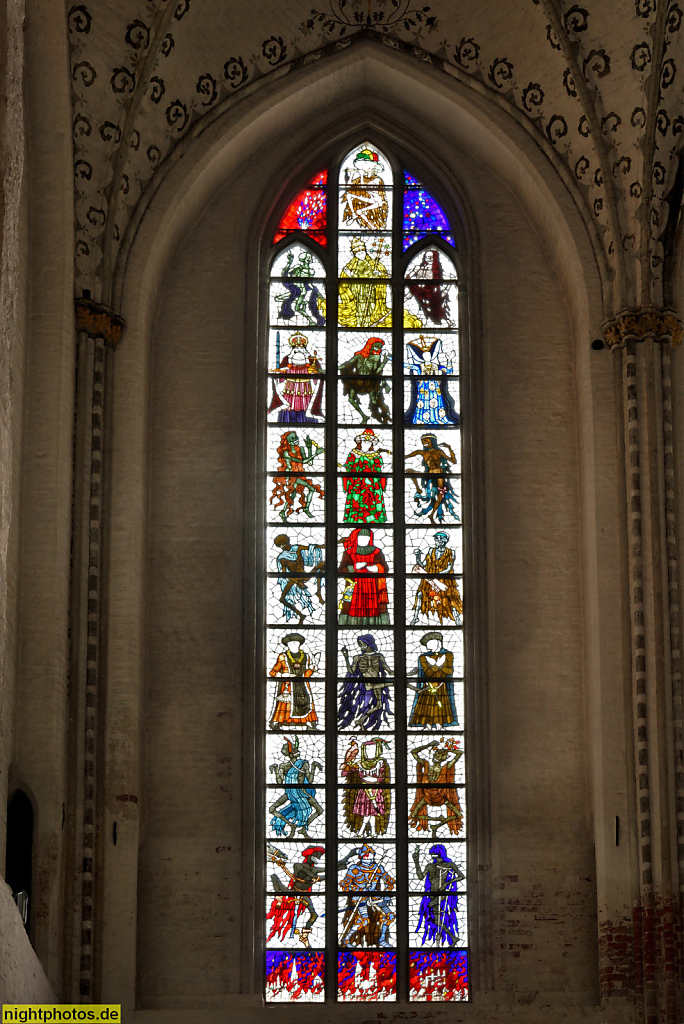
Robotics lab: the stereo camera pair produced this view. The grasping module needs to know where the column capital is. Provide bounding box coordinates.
[75,297,125,347]
[603,306,683,350]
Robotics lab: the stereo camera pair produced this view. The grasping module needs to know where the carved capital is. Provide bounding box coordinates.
[603,307,683,350]
[75,297,125,347]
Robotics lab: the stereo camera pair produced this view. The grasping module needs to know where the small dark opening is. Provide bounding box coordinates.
[5,789,34,933]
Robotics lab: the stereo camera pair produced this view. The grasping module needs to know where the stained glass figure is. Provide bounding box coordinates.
[266,951,325,1002]
[337,629,394,676]
[340,427,389,524]
[269,430,325,522]
[268,331,324,425]
[409,841,465,889]
[338,633,392,731]
[268,735,325,839]
[274,171,327,247]
[404,337,460,427]
[408,738,464,837]
[407,629,464,678]
[338,237,392,328]
[340,144,392,231]
[272,245,325,279]
[339,337,392,425]
[405,434,461,524]
[270,530,325,625]
[409,844,464,946]
[338,951,397,1001]
[266,144,468,1003]
[270,249,326,327]
[404,331,458,375]
[267,425,324,475]
[403,173,455,250]
[268,328,325,374]
[338,330,392,372]
[268,627,325,678]
[338,844,395,948]
[268,632,321,729]
[407,631,459,729]
[338,528,390,626]
[408,951,468,1001]
[266,843,325,949]
[340,737,392,836]
[408,532,462,626]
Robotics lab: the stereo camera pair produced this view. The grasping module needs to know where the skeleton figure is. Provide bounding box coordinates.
[269,738,323,838]
[408,739,463,837]
[270,431,325,522]
[267,844,325,948]
[412,844,464,946]
[405,433,460,524]
[274,534,324,624]
[274,250,325,326]
[338,634,392,731]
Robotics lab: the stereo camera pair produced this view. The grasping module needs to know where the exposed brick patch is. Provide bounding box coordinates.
[600,894,683,1021]
[598,915,635,997]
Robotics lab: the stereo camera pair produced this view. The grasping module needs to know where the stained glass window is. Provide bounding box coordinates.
[264,143,468,1003]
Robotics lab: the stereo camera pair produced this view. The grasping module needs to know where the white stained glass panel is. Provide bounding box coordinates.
[339,234,392,279]
[272,244,326,279]
[339,142,393,231]
[404,331,459,377]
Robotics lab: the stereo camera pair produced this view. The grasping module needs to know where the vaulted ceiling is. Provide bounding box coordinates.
[67,0,683,319]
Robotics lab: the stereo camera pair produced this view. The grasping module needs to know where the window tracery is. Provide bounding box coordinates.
[264,142,468,1003]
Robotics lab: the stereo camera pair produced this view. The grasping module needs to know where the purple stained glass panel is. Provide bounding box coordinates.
[403,173,455,250]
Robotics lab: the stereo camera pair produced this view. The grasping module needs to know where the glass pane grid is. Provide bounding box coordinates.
[265,147,466,1003]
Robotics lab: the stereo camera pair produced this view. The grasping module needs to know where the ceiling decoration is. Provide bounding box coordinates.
[68,0,683,318]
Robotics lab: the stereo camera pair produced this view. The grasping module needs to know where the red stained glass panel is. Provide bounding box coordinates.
[274,171,328,247]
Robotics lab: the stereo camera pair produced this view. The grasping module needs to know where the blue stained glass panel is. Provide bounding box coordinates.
[403,173,455,251]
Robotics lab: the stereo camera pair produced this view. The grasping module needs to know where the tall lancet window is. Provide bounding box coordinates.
[263,143,467,1003]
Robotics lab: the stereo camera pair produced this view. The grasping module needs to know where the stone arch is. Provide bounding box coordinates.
[100,39,617,1009]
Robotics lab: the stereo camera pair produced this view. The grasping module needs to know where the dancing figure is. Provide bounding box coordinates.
[269,738,323,837]
[340,738,391,836]
[267,844,325,947]
[338,634,391,731]
[274,534,324,624]
[408,739,463,837]
[412,844,464,946]
[339,337,391,425]
[274,249,325,326]
[270,431,325,521]
[410,532,462,626]
[405,433,460,524]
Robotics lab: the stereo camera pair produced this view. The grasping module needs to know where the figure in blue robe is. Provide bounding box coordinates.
[338,634,392,731]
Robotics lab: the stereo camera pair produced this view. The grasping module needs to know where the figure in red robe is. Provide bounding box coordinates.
[338,527,390,626]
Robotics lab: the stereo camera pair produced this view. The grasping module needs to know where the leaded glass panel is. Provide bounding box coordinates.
[264,144,468,1003]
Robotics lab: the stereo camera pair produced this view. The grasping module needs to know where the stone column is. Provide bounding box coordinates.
[604,308,684,1024]
[68,298,124,1002]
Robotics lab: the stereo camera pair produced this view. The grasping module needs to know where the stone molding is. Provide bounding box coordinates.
[74,298,125,347]
[603,307,683,350]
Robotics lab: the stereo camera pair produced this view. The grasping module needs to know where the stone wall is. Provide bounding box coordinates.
[0,880,55,1003]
